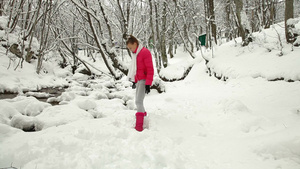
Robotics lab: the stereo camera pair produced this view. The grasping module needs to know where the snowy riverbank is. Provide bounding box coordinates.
[1,21,300,169]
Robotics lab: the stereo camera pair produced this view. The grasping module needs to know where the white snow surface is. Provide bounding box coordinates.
[0,47,69,93]
[1,22,300,169]
[208,23,300,81]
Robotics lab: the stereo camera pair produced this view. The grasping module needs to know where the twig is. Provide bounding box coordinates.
[14,57,22,70]
[273,26,283,56]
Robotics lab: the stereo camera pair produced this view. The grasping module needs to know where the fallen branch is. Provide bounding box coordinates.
[79,59,114,78]
[159,64,194,82]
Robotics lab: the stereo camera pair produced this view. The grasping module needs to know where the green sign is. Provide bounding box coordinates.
[198,34,206,46]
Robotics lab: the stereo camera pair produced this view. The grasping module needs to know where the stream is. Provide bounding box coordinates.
[0,86,67,106]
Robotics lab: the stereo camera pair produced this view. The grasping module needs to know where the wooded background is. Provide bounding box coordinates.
[0,0,299,80]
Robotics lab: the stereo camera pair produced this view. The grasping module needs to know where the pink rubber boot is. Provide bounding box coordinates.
[135,112,147,132]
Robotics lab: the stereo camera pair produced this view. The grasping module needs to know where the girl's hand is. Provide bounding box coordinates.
[145,85,150,94]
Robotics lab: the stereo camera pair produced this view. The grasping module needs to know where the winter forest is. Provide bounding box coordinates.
[1,0,300,168]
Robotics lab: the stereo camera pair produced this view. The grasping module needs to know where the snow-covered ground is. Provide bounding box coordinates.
[1,21,300,169]
[208,22,300,81]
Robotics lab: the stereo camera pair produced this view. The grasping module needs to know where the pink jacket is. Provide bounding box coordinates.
[134,47,154,85]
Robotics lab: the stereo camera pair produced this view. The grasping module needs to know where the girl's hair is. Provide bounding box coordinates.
[126,35,139,46]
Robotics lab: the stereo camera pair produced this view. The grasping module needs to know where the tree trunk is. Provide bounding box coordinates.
[161,1,168,68]
[0,0,3,16]
[204,0,210,48]
[233,0,247,45]
[149,0,160,72]
[98,0,113,45]
[208,0,217,45]
[116,0,131,57]
[154,1,162,70]
[269,0,275,28]
[37,0,52,74]
[168,20,175,59]
[81,0,118,79]
[285,0,294,43]
[262,0,266,27]
[225,0,231,40]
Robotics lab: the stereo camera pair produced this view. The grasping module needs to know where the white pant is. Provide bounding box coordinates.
[135,80,146,112]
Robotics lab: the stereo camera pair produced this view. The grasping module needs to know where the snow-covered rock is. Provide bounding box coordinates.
[23,101,52,116]
[0,103,20,125]
[77,99,97,111]
[57,91,76,102]
[90,92,109,100]
[3,96,51,116]
[36,104,94,129]
[72,73,89,81]
[11,114,43,131]
[53,68,72,78]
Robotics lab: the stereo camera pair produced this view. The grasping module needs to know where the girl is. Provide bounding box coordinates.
[127,35,154,132]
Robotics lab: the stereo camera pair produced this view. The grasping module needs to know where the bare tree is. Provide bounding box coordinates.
[285,0,294,43]
[205,0,217,46]
[0,0,4,16]
[70,0,129,80]
[36,0,53,74]
[173,0,195,58]
[149,0,161,72]
[231,0,252,46]
[161,1,168,68]
[233,0,246,42]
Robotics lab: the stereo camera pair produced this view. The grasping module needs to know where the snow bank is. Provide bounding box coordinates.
[0,17,69,94]
[0,54,69,93]
[36,104,94,129]
[159,57,197,81]
[208,22,300,81]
